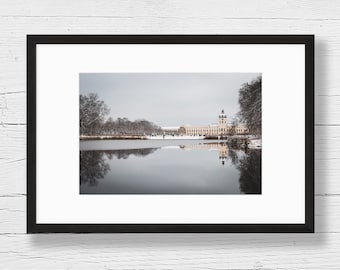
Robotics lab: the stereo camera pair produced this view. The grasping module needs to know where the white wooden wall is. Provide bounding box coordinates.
[0,0,339,269]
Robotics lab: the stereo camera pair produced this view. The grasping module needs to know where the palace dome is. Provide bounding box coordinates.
[219,109,227,118]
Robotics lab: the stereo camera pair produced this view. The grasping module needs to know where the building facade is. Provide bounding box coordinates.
[181,110,249,136]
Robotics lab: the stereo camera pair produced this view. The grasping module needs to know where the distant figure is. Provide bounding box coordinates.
[163,134,165,139]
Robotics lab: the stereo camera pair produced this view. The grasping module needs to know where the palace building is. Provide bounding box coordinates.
[179,110,249,136]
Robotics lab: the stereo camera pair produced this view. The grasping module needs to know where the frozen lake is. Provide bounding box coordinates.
[80,139,261,194]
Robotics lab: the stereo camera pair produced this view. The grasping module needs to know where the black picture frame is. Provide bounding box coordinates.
[27,35,314,233]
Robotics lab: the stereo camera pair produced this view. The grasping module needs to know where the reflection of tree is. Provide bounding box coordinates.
[228,149,261,194]
[105,148,158,160]
[80,151,110,187]
[80,148,159,187]
[238,150,261,194]
[228,148,240,165]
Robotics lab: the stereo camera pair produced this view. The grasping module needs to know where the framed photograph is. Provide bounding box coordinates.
[27,35,314,233]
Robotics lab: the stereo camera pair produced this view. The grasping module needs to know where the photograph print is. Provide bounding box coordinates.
[80,73,262,194]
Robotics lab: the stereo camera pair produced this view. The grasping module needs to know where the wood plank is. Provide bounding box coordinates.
[1,18,340,97]
[0,125,25,160]
[0,0,340,20]
[317,95,340,125]
[0,231,339,269]
[0,92,25,124]
[0,18,340,96]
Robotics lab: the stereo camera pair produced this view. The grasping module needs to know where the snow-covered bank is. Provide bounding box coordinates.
[147,135,203,140]
[79,135,262,151]
[248,138,262,149]
[80,139,212,151]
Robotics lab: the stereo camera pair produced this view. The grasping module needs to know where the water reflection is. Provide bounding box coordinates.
[80,142,261,194]
[80,151,110,187]
[180,142,229,165]
[239,150,261,194]
[80,148,158,186]
[229,149,261,194]
[105,147,159,159]
[180,143,261,193]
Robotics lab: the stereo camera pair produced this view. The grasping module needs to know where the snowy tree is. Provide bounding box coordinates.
[238,76,262,136]
[80,93,109,135]
[79,93,162,136]
[108,118,161,135]
[229,117,240,136]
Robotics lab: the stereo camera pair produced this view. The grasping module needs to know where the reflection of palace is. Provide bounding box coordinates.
[182,143,229,165]
[162,110,249,136]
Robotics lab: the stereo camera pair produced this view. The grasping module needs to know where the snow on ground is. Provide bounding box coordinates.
[147,135,203,140]
[80,138,212,151]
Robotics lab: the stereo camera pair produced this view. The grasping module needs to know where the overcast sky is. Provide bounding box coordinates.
[80,73,260,127]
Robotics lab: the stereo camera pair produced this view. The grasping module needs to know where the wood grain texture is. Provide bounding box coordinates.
[0,0,340,20]
[0,0,339,269]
